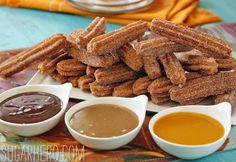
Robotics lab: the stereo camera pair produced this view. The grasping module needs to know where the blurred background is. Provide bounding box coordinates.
[0,0,235,50]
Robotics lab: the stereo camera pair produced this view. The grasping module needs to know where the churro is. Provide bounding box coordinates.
[89,81,119,96]
[77,17,106,48]
[57,69,85,77]
[0,34,67,76]
[68,77,80,87]
[50,71,68,84]
[160,53,186,86]
[151,95,170,105]
[57,59,86,71]
[143,56,162,79]
[56,59,86,76]
[151,19,232,58]
[94,63,140,85]
[148,76,173,95]
[135,37,190,57]
[86,66,97,76]
[170,71,236,102]
[87,20,148,55]
[215,90,236,106]
[151,92,170,98]
[67,29,83,45]
[69,47,119,68]
[148,72,207,105]
[185,72,206,80]
[216,57,236,70]
[38,51,68,74]
[178,98,205,105]
[113,80,135,97]
[177,52,218,74]
[78,75,95,91]
[133,76,152,95]
[118,43,143,71]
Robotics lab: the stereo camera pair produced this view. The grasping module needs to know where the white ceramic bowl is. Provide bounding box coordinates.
[65,95,148,150]
[149,102,231,159]
[0,83,72,136]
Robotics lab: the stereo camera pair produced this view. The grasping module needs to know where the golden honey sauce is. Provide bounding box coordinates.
[153,112,224,145]
[70,104,138,138]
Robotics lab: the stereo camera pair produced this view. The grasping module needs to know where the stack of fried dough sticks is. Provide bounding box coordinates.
[1,17,236,106]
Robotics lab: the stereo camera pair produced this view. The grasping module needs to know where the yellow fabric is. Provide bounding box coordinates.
[0,0,221,26]
[185,8,222,26]
[169,0,199,24]
[0,0,6,5]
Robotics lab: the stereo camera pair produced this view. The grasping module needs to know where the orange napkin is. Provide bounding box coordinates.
[0,0,221,26]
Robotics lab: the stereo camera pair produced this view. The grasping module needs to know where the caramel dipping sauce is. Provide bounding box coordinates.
[153,112,224,145]
[70,104,139,138]
[0,92,62,124]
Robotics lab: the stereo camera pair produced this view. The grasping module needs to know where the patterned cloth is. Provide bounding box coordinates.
[0,23,236,162]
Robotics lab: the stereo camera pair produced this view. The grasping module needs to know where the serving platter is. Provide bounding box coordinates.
[27,71,236,125]
[69,0,145,6]
[27,71,176,112]
[65,0,154,14]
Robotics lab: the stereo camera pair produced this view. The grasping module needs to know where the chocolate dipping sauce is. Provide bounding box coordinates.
[0,92,62,124]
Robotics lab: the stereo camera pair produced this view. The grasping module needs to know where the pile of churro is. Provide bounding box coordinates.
[1,17,236,106]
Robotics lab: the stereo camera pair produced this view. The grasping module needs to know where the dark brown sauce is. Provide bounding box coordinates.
[0,92,62,124]
[70,104,139,138]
